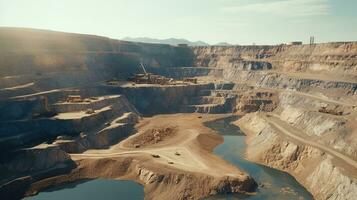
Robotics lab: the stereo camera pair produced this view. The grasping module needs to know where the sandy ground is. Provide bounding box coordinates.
[71,113,247,178]
[25,113,256,200]
[52,106,111,120]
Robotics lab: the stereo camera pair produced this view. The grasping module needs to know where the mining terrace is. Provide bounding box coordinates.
[0,28,356,200]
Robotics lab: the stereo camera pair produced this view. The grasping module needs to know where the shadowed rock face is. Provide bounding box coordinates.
[0,27,195,100]
[0,28,195,76]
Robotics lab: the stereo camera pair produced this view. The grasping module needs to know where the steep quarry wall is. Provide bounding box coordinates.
[118,83,214,115]
[2,144,71,173]
[0,143,76,200]
[0,94,140,199]
[192,43,357,75]
[0,28,195,100]
[236,113,357,200]
[52,95,124,113]
[148,67,223,79]
[0,28,194,77]
[1,28,357,200]
[0,95,138,152]
[192,43,357,200]
[0,97,47,121]
[192,44,357,101]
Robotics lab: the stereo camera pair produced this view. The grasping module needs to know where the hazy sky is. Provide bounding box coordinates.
[0,0,356,45]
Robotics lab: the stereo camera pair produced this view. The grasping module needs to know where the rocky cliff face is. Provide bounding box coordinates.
[1,28,356,200]
[0,94,140,199]
[0,95,137,151]
[236,113,357,200]
[135,165,256,200]
[192,43,357,74]
[0,28,194,77]
[119,83,215,115]
[0,27,195,101]
[192,43,357,200]
[2,144,71,173]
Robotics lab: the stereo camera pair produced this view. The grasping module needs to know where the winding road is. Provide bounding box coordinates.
[263,113,357,169]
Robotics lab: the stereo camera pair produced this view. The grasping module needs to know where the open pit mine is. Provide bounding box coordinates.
[0,28,356,200]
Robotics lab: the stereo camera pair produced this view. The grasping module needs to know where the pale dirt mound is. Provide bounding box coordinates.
[128,126,178,148]
[24,114,257,200]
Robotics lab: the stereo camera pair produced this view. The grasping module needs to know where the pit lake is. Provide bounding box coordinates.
[204,115,313,200]
[24,179,144,200]
[26,115,312,200]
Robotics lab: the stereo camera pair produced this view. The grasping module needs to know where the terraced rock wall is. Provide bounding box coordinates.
[192,44,357,200]
[0,28,195,99]
[236,113,357,200]
[119,83,214,115]
[192,43,357,75]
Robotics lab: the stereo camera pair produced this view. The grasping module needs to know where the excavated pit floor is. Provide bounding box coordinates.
[24,114,313,200]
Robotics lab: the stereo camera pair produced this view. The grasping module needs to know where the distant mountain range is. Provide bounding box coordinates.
[122,37,235,46]
[122,37,211,46]
[215,42,233,46]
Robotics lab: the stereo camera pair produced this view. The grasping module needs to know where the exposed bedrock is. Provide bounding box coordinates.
[0,95,138,151]
[276,105,357,159]
[220,70,357,99]
[196,43,357,200]
[192,43,357,103]
[191,43,357,74]
[148,67,223,79]
[118,83,215,115]
[25,156,256,200]
[0,28,198,103]
[0,28,194,77]
[236,113,357,200]
[0,97,48,121]
[256,72,357,96]
[232,88,279,113]
[54,112,139,153]
[1,28,357,200]
[0,144,76,200]
[0,96,140,199]
[2,144,71,173]
[23,114,258,200]
[136,166,256,200]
